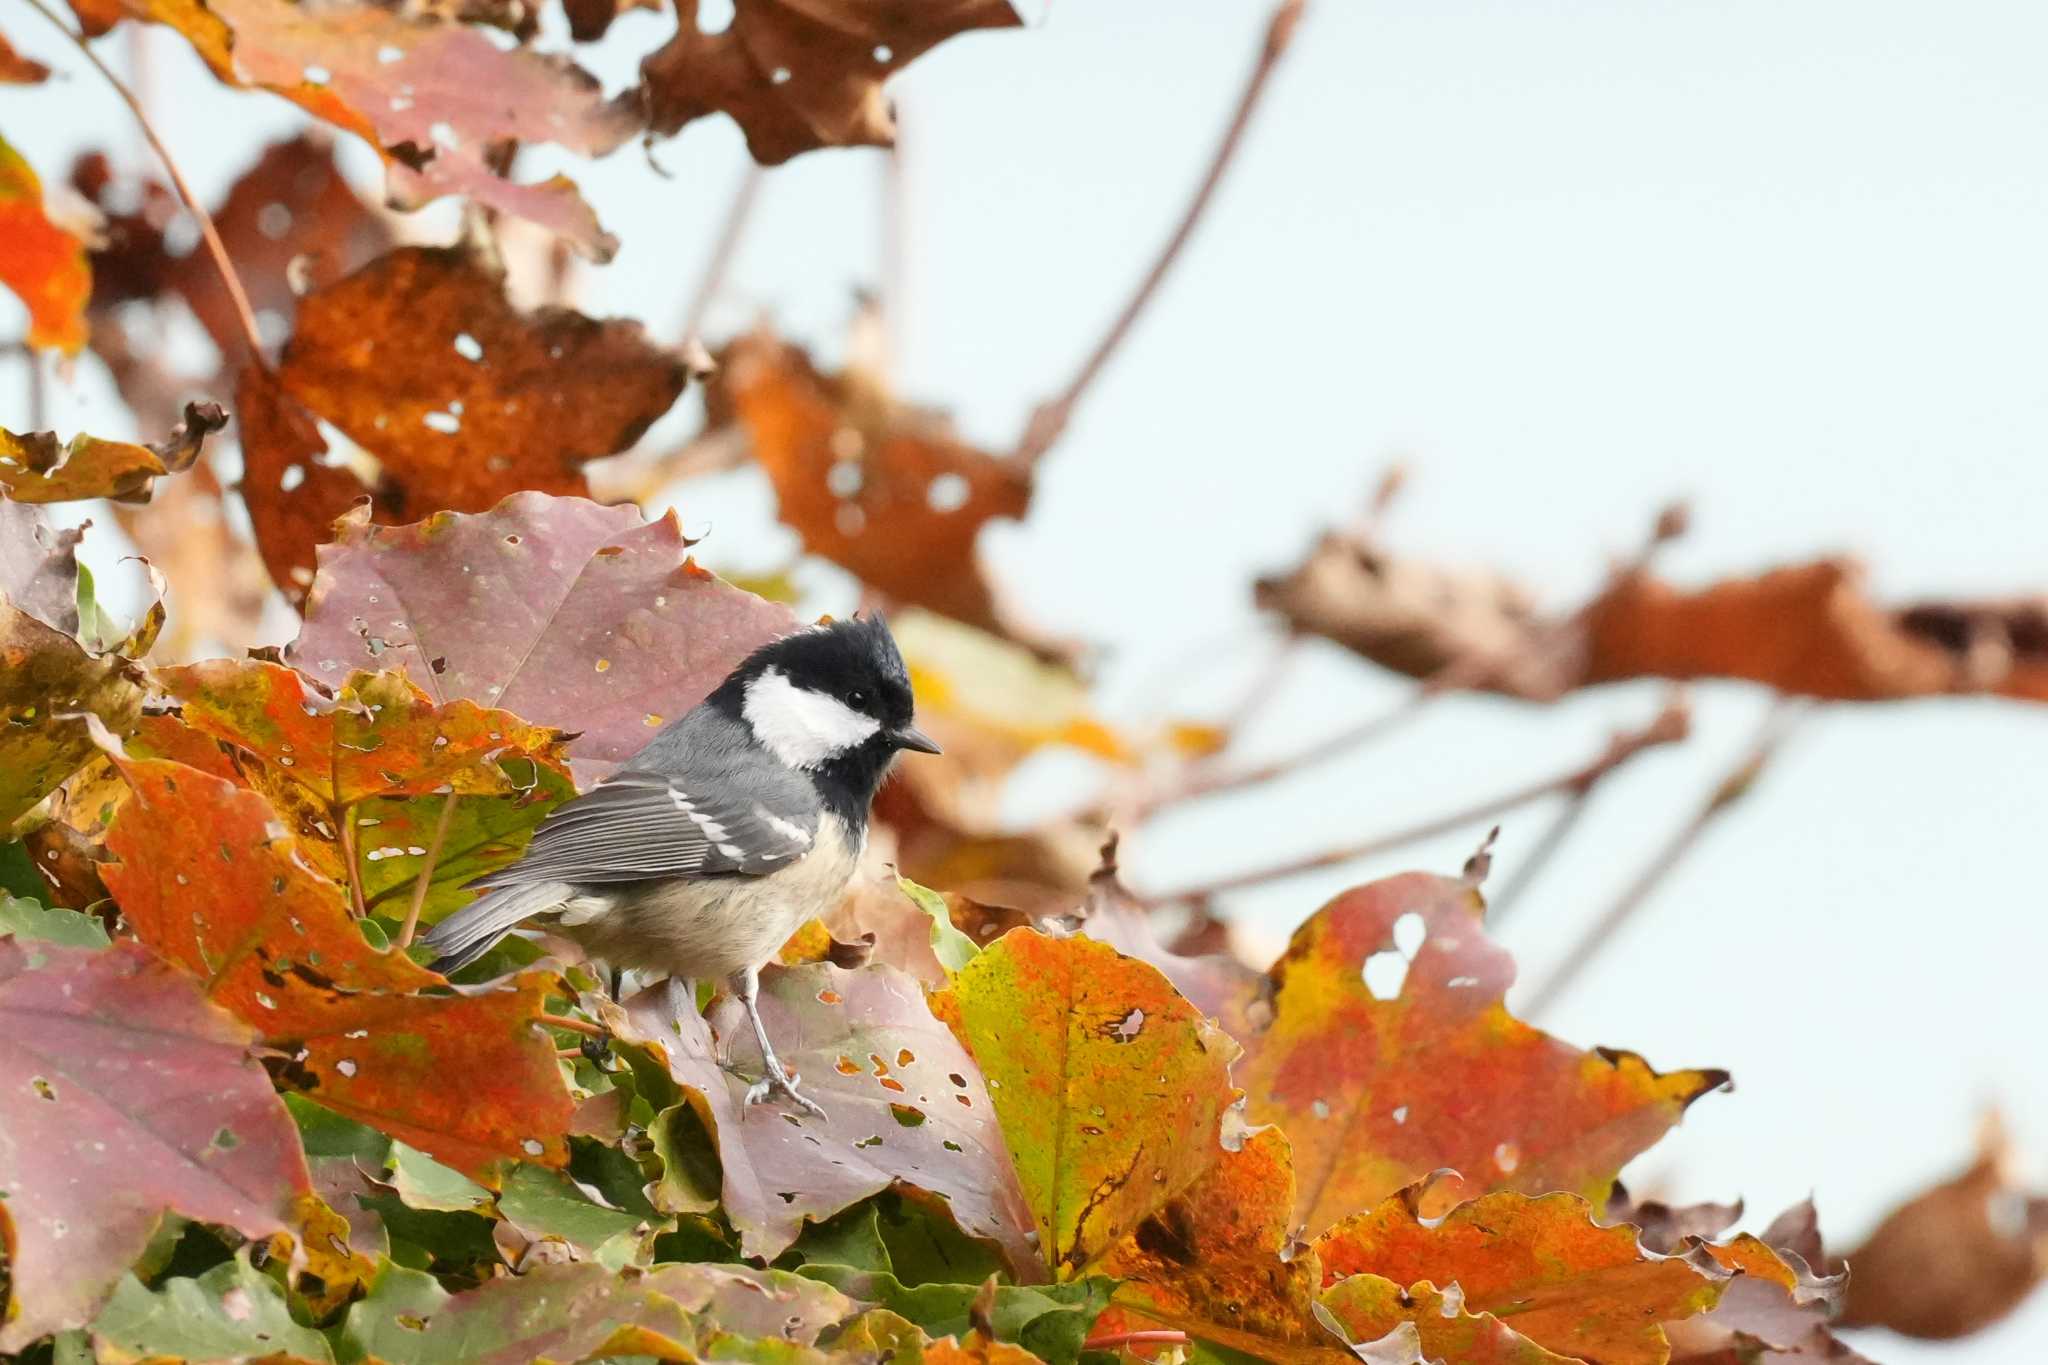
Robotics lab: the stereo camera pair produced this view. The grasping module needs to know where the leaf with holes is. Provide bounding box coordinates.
[86,0,639,256]
[88,1253,336,1363]
[930,929,1240,1281]
[0,133,89,354]
[1316,1186,1726,1365]
[1318,1277,1576,1365]
[156,658,573,910]
[288,491,795,781]
[1096,1125,1335,1362]
[100,754,573,1178]
[599,963,1037,1274]
[1236,872,1726,1236]
[339,1258,859,1363]
[0,940,309,1349]
[712,330,1032,637]
[643,0,1022,163]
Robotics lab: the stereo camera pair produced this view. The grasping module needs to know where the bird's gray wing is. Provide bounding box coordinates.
[470,768,817,888]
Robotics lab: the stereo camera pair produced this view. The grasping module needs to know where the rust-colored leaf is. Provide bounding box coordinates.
[1317,1187,1722,1365]
[715,329,1032,635]
[1318,1275,1578,1365]
[287,492,794,782]
[930,929,1240,1280]
[100,754,574,1178]
[0,940,309,1350]
[1099,1125,1338,1362]
[0,400,226,504]
[87,0,639,256]
[1236,872,1726,1236]
[643,0,1022,163]
[1834,1117,2048,1340]
[0,32,50,83]
[0,133,90,354]
[235,364,386,602]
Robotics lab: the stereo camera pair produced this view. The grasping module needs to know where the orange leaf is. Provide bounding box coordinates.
[1317,1187,1721,1365]
[0,33,50,83]
[1236,872,1726,1235]
[0,401,228,504]
[1319,1276,1577,1365]
[0,134,90,354]
[717,329,1031,636]
[100,754,573,1178]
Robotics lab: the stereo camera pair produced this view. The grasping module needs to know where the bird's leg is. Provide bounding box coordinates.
[610,964,625,1001]
[731,966,825,1119]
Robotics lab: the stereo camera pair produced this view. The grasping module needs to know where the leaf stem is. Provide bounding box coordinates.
[1012,0,1306,466]
[1081,1331,1191,1352]
[539,1012,608,1040]
[1142,693,1691,905]
[1482,780,1597,927]
[395,791,458,949]
[1518,696,1807,1019]
[337,805,369,918]
[22,0,268,369]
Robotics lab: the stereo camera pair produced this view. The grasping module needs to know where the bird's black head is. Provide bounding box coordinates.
[712,614,941,820]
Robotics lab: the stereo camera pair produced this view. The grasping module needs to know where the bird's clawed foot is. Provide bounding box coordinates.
[578,1033,617,1069]
[745,1063,827,1119]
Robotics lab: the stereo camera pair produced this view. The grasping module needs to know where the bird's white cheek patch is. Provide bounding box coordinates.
[743,668,882,768]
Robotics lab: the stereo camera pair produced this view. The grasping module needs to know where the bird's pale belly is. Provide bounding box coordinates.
[556,815,862,983]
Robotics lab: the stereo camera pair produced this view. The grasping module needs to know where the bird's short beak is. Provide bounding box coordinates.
[893,723,943,755]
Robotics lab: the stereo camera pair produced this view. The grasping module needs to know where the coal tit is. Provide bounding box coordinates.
[423,614,940,1115]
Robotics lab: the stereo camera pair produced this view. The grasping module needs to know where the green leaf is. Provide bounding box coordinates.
[782,1201,893,1274]
[898,876,980,974]
[799,1267,1114,1365]
[387,1140,494,1212]
[356,1194,499,1268]
[0,893,109,948]
[89,1255,336,1363]
[0,840,44,900]
[333,1260,450,1365]
[648,1100,722,1215]
[495,1162,661,1260]
[73,561,122,653]
[287,1094,392,1168]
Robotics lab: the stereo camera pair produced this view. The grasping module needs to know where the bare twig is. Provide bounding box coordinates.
[1484,783,1596,926]
[880,135,907,377]
[1142,694,1691,905]
[337,807,370,919]
[1012,0,1306,465]
[1136,500,1691,817]
[1519,697,1807,1019]
[678,163,763,349]
[539,1012,608,1040]
[24,0,267,368]
[395,792,459,950]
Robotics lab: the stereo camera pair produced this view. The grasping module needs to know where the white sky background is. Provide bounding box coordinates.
[6,1,2047,1357]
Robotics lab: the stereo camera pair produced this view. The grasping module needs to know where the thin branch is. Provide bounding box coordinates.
[880,135,907,378]
[539,1012,608,1040]
[1519,697,1808,1020]
[1142,694,1692,905]
[1484,782,1596,927]
[395,791,458,950]
[337,806,369,919]
[679,163,763,348]
[24,0,267,369]
[1012,0,1306,466]
[1136,500,1691,818]
[1081,1331,1191,1352]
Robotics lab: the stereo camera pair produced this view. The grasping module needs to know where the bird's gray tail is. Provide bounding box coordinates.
[422,881,571,977]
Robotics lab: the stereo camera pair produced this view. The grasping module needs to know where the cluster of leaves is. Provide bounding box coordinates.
[3,0,2045,1361]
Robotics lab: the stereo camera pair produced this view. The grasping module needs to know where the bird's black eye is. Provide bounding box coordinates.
[846,688,869,708]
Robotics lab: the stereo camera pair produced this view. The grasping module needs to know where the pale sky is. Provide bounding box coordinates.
[6,2,2046,1356]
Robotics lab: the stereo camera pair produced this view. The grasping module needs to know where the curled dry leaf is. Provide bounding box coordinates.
[287,492,794,781]
[1262,519,2048,705]
[83,0,640,256]
[0,133,90,354]
[0,520,160,830]
[0,498,86,635]
[1834,1117,2048,1340]
[600,965,1038,1273]
[930,929,1241,1281]
[1317,1186,1725,1365]
[1235,872,1727,1237]
[0,940,310,1350]
[714,329,1032,636]
[643,0,1023,163]
[0,400,227,504]
[99,754,574,1178]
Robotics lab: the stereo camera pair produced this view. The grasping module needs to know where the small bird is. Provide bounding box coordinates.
[423,614,941,1115]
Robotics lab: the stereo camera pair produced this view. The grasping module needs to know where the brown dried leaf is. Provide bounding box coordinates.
[0,31,50,83]
[1834,1117,2048,1339]
[643,0,1022,163]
